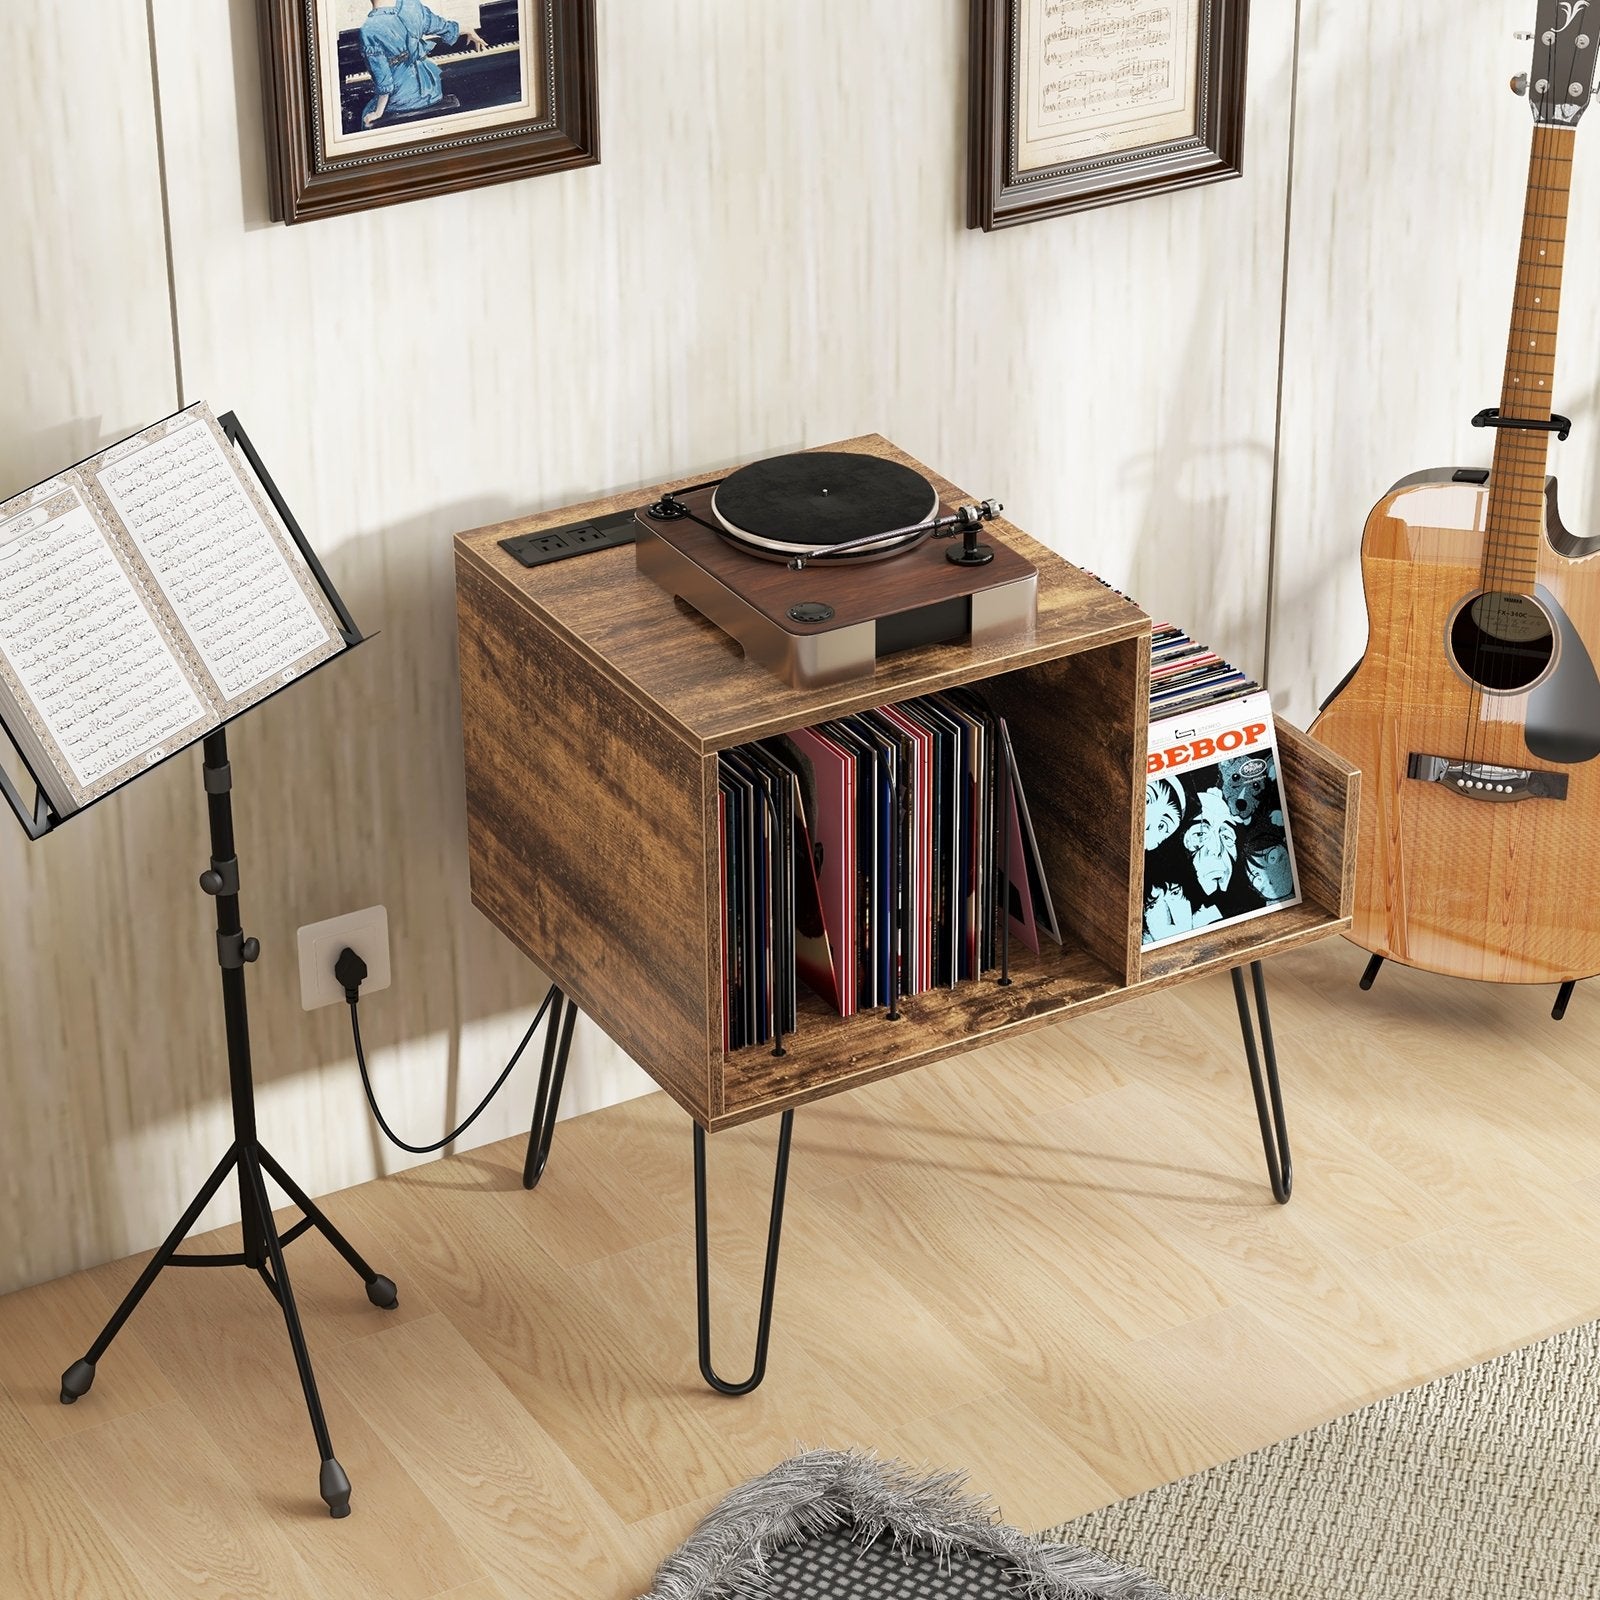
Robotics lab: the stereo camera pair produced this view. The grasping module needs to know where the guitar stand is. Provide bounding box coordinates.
[1358,953,1581,1021]
[57,731,398,1518]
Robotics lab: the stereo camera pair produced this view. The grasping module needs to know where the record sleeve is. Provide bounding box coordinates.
[1142,690,1300,950]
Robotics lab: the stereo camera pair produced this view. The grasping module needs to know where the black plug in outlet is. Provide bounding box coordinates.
[500,512,639,569]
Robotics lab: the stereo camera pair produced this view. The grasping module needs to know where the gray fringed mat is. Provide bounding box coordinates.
[639,1449,1185,1600]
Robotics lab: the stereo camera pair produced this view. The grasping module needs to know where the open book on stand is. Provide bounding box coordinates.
[0,403,351,820]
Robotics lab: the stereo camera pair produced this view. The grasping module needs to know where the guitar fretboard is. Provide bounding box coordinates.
[1484,124,1577,595]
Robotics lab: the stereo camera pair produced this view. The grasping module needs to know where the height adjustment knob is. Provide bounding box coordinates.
[1510,72,1529,96]
[241,938,260,963]
[200,869,225,895]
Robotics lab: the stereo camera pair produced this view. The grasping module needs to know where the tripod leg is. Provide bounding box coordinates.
[524,991,576,1190]
[240,1149,351,1518]
[694,1111,793,1396]
[61,1142,241,1404]
[1231,962,1293,1204]
[255,1145,397,1310]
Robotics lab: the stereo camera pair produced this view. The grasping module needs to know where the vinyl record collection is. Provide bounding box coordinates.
[1144,623,1301,950]
[716,689,1058,1051]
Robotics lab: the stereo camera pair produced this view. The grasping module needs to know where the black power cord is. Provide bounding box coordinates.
[335,945,556,1155]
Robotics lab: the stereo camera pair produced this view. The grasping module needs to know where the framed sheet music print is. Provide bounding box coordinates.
[258,0,598,224]
[967,0,1249,230]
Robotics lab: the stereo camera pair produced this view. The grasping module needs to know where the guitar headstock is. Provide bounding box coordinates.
[1524,2,1600,124]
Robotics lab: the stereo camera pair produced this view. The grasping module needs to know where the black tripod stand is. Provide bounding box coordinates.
[58,730,398,1517]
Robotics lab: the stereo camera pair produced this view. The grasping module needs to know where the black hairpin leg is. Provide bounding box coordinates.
[523,988,576,1189]
[1553,980,1577,1021]
[694,1110,794,1395]
[1359,953,1384,991]
[1231,962,1292,1204]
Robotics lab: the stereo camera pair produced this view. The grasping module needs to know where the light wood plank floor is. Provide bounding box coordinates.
[4,939,1599,1599]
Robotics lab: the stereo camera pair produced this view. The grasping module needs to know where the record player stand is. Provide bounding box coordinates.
[455,434,1357,1399]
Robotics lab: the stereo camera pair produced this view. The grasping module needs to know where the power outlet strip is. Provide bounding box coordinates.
[499,509,638,568]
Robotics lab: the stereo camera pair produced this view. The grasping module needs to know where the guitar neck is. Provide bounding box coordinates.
[1485,123,1577,594]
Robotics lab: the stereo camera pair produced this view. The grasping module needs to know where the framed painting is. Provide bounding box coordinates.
[968,0,1249,230]
[258,0,598,224]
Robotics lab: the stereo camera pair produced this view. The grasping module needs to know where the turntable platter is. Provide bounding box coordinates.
[712,451,940,559]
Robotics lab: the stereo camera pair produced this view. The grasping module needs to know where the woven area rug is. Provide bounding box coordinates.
[639,1450,1176,1599]
[1046,1317,1600,1598]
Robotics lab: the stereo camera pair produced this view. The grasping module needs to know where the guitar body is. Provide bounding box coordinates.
[1311,469,1600,983]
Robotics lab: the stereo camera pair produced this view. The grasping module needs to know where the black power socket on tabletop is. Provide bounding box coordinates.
[499,510,639,568]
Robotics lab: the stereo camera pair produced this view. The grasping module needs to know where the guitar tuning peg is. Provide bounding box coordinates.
[1514,29,1533,40]
[1511,72,1529,96]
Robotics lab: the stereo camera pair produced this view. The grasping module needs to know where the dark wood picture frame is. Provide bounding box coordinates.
[258,0,598,225]
[967,0,1249,231]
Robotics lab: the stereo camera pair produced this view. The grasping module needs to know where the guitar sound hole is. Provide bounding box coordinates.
[1449,591,1555,692]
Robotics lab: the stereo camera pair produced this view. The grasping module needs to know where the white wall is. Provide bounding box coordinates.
[3,0,1306,1293]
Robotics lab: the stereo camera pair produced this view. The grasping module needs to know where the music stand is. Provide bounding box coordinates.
[1,413,395,1518]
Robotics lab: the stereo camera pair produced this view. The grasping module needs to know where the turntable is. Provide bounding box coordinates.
[632,449,1037,689]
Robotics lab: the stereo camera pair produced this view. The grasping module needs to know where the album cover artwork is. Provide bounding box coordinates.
[1142,690,1300,950]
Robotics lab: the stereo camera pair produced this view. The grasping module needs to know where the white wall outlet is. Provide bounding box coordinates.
[297,906,391,1011]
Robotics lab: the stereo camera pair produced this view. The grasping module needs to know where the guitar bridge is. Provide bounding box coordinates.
[1407,754,1568,802]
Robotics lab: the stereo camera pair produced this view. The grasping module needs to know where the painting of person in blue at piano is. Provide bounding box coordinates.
[359,1,484,128]
[322,0,529,145]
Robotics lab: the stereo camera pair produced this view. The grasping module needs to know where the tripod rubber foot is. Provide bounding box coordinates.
[364,1276,398,1311]
[59,1359,96,1404]
[320,1457,352,1518]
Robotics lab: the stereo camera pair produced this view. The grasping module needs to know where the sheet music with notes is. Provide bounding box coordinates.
[0,403,346,817]
[1016,0,1200,173]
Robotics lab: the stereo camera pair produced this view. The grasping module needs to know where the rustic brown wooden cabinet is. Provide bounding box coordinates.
[453,436,1359,1390]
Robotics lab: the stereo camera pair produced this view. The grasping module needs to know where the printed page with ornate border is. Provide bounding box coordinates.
[968,0,1250,230]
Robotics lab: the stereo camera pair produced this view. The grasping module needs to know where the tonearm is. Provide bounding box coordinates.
[784,498,1004,570]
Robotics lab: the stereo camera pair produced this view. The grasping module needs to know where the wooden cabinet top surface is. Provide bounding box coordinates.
[454,434,1148,752]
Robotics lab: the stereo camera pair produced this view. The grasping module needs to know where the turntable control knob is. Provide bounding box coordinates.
[788,601,835,625]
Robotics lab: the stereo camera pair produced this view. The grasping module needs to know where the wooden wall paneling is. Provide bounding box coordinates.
[943,2,1300,683]
[1268,0,1600,723]
[0,5,213,1296]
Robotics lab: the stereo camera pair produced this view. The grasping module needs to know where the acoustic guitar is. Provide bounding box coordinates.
[1312,4,1600,986]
